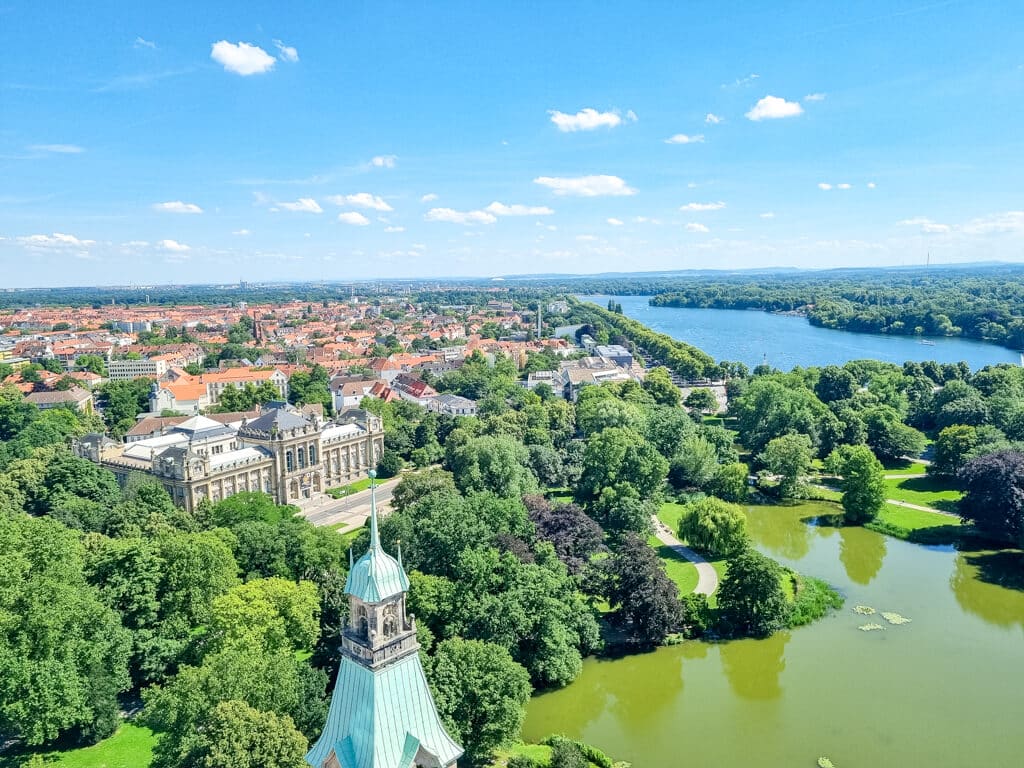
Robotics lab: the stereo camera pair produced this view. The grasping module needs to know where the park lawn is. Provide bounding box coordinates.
[648,536,700,595]
[657,501,688,533]
[883,475,962,512]
[865,503,963,545]
[882,458,929,475]
[877,503,960,531]
[325,477,374,499]
[0,724,157,768]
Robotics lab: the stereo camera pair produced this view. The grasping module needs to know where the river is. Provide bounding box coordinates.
[522,503,1024,767]
[577,295,1021,371]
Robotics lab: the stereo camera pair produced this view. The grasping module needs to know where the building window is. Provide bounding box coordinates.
[286,450,294,472]
[309,444,318,464]
[298,447,306,468]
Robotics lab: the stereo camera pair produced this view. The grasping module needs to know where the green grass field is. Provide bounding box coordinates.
[882,458,929,475]
[865,502,963,545]
[882,475,962,513]
[0,724,157,768]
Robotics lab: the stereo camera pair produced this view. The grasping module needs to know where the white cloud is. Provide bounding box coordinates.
[122,240,149,248]
[960,211,1024,235]
[18,232,95,248]
[533,175,636,197]
[210,41,276,76]
[746,95,804,121]
[548,108,632,132]
[338,211,370,226]
[233,229,251,236]
[867,182,877,189]
[665,133,705,144]
[897,217,951,234]
[724,73,760,88]
[384,226,405,233]
[805,93,826,102]
[705,113,723,124]
[686,223,710,233]
[576,234,598,242]
[30,144,84,154]
[607,218,624,226]
[425,207,497,225]
[153,200,203,214]
[279,198,323,213]
[760,212,775,219]
[327,192,392,211]
[158,239,191,252]
[420,193,438,203]
[818,183,833,191]
[371,155,397,169]
[680,201,726,211]
[485,201,554,216]
[273,40,299,62]
[836,183,852,190]
[134,36,157,50]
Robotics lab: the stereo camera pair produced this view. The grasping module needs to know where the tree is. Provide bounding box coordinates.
[524,496,605,575]
[758,433,813,498]
[173,699,308,768]
[376,449,404,478]
[577,427,668,502]
[711,462,749,503]
[575,392,645,436]
[391,468,457,512]
[100,378,152,435]
[75,355,108,376]
[667,435,719,491]
[678,497,749,556]
[958,450,1024,547]
[446,435,538,498]
[643,404,697,458]
[862,406,926,462]
[208,578,320,656]
[143,646,326,766]
[814,365,857,403]
[642,367,681,407]
[602,534,683,643]
[684,387,718,416]
[716,548,790,638]
[428,638,532,767]
[0,514,131,745]
[826,445,886,523]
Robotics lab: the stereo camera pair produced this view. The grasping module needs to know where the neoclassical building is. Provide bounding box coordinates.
[73,403,384,510]
[305,476,463,768]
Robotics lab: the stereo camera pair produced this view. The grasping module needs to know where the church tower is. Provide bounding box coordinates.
[305,472,463,768]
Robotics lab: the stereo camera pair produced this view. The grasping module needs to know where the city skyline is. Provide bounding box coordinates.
[2,0,1023,287]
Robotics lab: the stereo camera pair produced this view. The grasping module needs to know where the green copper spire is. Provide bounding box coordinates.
[343,469,408,604]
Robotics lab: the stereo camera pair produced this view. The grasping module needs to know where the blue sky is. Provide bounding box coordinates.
[1,0,1022,287]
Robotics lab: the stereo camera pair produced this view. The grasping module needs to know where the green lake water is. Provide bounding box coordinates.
[523,503,1024,767]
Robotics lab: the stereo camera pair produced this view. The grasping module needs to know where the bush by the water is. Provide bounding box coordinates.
[787,574,844,627]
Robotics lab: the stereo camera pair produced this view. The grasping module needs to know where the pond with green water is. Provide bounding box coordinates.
[523,503,1024,767]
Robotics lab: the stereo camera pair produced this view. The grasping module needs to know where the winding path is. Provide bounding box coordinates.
[651,516,719,596]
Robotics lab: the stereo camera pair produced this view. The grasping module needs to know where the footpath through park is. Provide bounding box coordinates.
[651,516,719,596]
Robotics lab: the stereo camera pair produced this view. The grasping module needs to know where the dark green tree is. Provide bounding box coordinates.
[717,548,790,638]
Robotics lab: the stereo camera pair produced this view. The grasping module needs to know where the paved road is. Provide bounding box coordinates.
[651,516,719,596]
[299,478,400,532]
